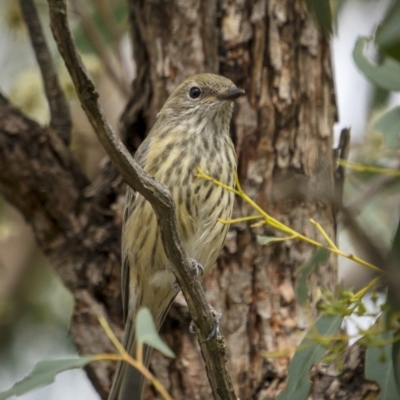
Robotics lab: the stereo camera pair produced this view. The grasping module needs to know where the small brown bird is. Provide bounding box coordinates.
[109,73,244,400]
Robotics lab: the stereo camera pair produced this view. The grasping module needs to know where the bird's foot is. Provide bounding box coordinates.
[189,306,222,342]
[190,259,204,277]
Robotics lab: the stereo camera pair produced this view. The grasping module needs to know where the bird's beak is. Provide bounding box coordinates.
[218,87,246,101]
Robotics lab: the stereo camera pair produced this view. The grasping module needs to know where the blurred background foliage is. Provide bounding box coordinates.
[1,0,400,399]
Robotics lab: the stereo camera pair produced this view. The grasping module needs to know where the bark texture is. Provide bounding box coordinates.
[123,0,337,399]
[0,94,124,399]
[0,0,381,399]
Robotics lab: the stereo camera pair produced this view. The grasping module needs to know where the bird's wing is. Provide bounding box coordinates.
[120,137,152,321]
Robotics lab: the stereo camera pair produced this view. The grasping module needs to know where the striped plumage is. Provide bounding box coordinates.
[109,74,243,400]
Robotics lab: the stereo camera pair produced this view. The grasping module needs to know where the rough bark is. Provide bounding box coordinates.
[0,0,382,399]
[123,0,338,399]
[0,94,123,399]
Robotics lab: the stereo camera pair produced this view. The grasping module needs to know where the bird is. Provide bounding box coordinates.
[109,73,245,400]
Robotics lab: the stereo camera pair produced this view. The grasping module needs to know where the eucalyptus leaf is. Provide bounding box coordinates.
[276,315,343,400]
[374,107,400,149]
[0,357,93,400]
[375,1,400,62]
[365,331,399,400]
[295,248,330,306]
[136,308,175,358]
[393,339,400,398]
[353,37,400,91]
[257,236,283,246]
[305,0,332,36]
[387,219,400,393]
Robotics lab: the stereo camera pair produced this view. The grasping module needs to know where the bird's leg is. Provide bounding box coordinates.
[190,259,204,276]
[167,259,203,292]
[189,305,222,342]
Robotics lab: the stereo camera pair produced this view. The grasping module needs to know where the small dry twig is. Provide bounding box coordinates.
[19,0,72,145]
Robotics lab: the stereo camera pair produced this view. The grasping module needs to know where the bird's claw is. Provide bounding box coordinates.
[190,259,204,276]
[171,280,180,292]
[189,320,196,334]
[189,306,222,342]
[167,265,180,292]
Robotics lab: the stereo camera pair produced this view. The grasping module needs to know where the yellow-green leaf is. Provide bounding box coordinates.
[136,308,175,358]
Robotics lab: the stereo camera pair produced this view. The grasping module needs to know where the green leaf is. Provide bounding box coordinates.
[393,339,400,398]
[136,308,175,358]
[257,236,284,246]
[277,315,343,400]
[374,107,400,149]
[295,248,330,306]
[353,37,400,91]
[0,357,93,400]
[304,0,333,36]
[365,331,399,400]
[375,1,400,62]
[387,218,400,394]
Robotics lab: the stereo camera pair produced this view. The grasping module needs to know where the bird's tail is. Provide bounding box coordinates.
[108,316,154,400]
[108,295,176,400]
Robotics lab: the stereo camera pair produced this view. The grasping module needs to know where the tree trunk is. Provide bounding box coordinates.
[5,0,384,398]
[122,0,338,399]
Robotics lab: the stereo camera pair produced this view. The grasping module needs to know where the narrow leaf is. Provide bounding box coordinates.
[365,331,399,400]
[257,236,283,246]
[295,248,330,306]
[353,37,400,91]
[277,315,343,400]
[136,308,175,358]
[374,107,400,149]
[387,217,400,393]
[0,357,93,400]
[393,339,400,398]
[305,0,332,36]
[375,1,400,62]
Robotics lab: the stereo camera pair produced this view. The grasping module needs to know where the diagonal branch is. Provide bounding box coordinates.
[19,0,72,145]
[47,0,237,399]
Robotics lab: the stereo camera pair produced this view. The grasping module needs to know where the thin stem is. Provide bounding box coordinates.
[99,317,126,355]
[197,167,383,274]
[19,0,71,145]
[310,219,338,250]
[339,159,400,177]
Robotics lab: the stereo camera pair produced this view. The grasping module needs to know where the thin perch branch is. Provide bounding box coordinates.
[19,0,72,145]
[46,1,237,399]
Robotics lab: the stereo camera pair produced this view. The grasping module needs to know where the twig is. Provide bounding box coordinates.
[197,167,382,274]
[98,318,172,400]
[46,1,237,399]
[19,0,72,145]
[339,159,400,177]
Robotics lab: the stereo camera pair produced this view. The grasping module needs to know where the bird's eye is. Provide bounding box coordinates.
[189,86,201,99]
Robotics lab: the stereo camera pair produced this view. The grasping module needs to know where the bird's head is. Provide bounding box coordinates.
[158,73,245,120]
